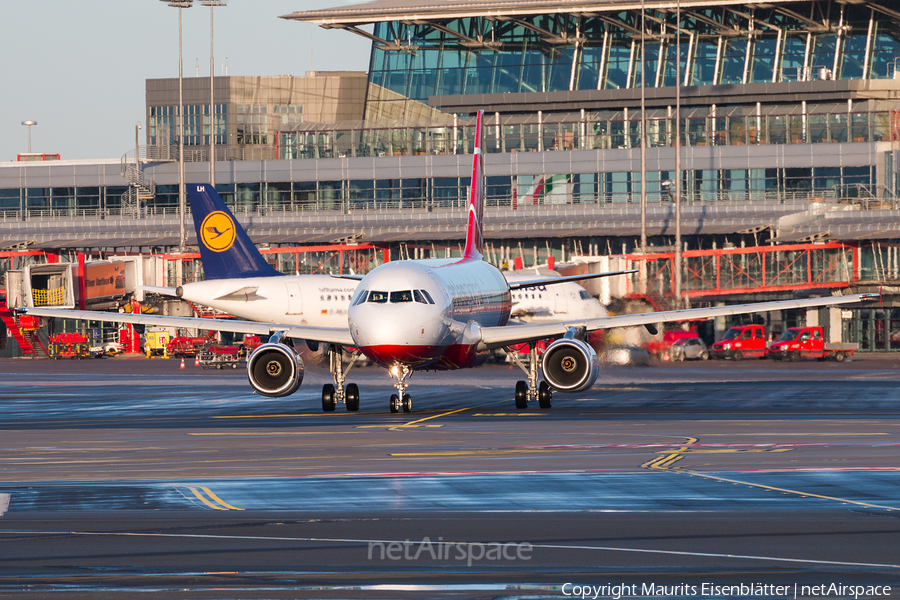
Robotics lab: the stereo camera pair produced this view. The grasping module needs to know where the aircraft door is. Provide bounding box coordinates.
[285,281,302,315]
[556,289,569,315]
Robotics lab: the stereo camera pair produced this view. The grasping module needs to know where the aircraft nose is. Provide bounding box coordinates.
[350,305,447,367]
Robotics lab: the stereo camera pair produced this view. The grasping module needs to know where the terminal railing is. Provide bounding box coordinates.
[278,108,895,159]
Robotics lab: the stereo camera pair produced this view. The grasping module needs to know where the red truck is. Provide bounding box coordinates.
[710,325,767,360]
[768,326,858,362]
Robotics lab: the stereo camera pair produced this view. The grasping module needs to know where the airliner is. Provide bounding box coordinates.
[23,111,876,413]
[505,272,607,322]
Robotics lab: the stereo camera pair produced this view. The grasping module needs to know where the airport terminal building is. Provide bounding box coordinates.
[3,0,900,351]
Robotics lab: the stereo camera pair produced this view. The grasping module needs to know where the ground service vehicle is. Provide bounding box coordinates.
[647,330,698,359]
[48,333,88,359]
[710,325,767,360]
[145,329,170,357]
[669,337,709,361]
[768,326,858,362]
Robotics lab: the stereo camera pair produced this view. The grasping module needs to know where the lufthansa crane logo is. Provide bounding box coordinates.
[200,211,236,252]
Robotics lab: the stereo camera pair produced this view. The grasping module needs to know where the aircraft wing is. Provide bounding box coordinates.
[506,270,636,290]
[478,293,877,350]
[19,307,356,347]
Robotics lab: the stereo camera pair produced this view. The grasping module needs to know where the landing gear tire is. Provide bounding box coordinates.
[732,350,743,362]
[345,383,360,412]
[514,380,528,409]
[390,393,400,413]
[538,381,552,409]
[322,384,336,412]
[789,351,801,362]
[402,393,412,413]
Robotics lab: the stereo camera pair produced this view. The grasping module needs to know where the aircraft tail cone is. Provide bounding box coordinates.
[180,357,185,369]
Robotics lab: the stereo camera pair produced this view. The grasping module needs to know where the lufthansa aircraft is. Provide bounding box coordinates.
[23,111,875,413]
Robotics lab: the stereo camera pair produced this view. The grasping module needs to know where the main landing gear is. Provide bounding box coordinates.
[505,342,552,410]
[322,345,362,412]
[388,364,413,413]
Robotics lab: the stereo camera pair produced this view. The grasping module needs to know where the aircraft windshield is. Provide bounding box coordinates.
[722,329,741,340]
[579,290,591,300]
[779,329,800,341]
[367,291,389,303]
[389,290,413,303]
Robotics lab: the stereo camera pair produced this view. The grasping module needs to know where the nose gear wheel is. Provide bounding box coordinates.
[389,364,414,412]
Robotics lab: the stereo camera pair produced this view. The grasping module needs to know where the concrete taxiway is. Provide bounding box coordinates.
[0,357,898,598]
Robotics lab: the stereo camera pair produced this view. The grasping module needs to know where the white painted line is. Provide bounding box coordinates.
[0,529,896,569]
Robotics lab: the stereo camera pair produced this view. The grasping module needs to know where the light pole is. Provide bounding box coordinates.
[639,0,647,253]
[161,0,192,254]
[21,120,37,154]
[201,1,226,187]
[674,0,683,308]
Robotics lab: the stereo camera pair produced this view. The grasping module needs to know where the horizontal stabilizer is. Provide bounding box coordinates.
[330,274,365,281]
[507,270,637,290]
[214,286,261,301]
[137,285,179,297]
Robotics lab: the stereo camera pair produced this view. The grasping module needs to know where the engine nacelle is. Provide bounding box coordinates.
[247,342,304,397]
[541,338,600,393]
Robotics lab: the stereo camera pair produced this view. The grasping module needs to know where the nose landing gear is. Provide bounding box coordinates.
[389,364,413,413]
[323,345,362,412]
[505,341,552,410]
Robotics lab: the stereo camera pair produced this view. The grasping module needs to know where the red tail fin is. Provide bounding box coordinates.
[463,110,485,259]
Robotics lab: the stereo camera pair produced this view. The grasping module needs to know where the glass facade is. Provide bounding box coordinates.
[0,165,876,217]
[365,4,900,118]
[281,106,893,159]
[149,104,226,146]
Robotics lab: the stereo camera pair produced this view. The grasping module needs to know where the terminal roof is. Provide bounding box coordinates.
[282,0,800,26]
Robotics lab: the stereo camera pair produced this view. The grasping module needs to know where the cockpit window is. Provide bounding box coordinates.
[420,289,435,304]
[351,290,368,306]
[367,291,389,303]
[413,290,426,304]
[579,290,591,300]
[390,290,413,303]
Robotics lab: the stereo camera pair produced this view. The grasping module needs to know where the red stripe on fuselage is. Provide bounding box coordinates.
[359,343,481,369]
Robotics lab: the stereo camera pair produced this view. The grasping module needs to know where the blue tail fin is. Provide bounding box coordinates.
[187,184,282,280]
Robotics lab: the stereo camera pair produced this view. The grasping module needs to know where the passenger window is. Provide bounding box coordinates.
[420,290,435,304]
[390,290,413,303]
[368,291,389,303]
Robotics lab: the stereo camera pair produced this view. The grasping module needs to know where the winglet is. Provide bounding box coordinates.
[187,184,282,280]
[463,110,485,260]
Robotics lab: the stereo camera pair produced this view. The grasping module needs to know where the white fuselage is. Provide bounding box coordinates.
[505,276,608,322]
[178,275,357,329]
[348,257,511,369]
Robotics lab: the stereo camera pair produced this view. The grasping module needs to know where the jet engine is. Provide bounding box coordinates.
[247,343,304,397]
[541,338,600,392]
